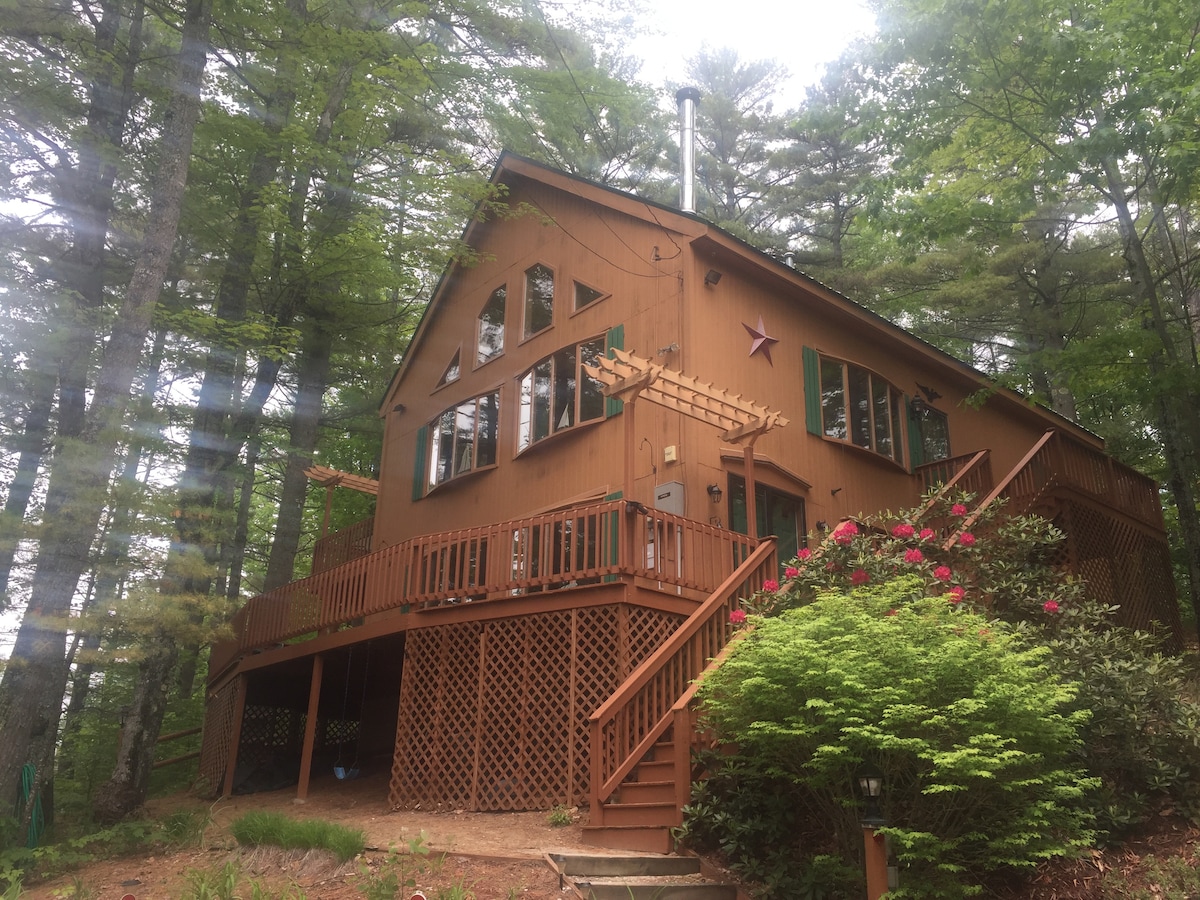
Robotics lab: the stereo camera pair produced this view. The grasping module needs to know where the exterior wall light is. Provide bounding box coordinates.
[704,269,723,286]
[706,483,723,503]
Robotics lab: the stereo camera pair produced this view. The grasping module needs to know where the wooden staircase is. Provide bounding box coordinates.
[551,852,738,899]
[583,539,779,855]
[582,734,683,853]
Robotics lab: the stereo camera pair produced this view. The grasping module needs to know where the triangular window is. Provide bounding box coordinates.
[437,349,461,387]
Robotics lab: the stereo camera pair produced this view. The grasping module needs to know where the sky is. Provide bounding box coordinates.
[626,0,878,107]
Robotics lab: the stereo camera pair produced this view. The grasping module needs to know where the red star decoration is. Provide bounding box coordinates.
[743,316,779,365]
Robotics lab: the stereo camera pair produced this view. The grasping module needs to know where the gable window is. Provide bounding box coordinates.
[517,337,605,452]
[573,281,605,312]
[523,264,554,338]
[476,285,505,365]
[437,349,461,387]
[427,390,500,488]
[819,357,905,463]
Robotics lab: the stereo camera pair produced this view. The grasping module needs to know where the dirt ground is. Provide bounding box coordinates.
[24,771,592,899]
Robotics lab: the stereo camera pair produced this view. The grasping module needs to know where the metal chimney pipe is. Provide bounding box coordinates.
[676,87,700,213]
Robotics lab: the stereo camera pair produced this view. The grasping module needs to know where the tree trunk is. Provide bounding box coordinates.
[0,0,212,823]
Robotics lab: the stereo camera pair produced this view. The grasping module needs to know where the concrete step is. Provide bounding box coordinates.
[550,852,736,900]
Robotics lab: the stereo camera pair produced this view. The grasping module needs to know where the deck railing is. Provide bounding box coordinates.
[311,518,374,575]
[588,538,778,819]
[959,430,1163,534]
[209,500,762,679]
[914,449,994,501]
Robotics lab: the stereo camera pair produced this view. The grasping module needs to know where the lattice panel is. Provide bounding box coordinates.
[570,607,626,803]
[238,705,306,770]
[390,604,685,812]
[198,679,238,796]
[476,612,574,809]
[391,621,482,810]
[1061,502,1182,646]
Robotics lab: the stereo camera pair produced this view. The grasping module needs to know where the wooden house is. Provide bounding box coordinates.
[200,151,1181,852]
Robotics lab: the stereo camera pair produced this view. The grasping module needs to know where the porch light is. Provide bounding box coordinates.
[706,483,723,503]
[856,764,886,827]
[704,268,723,286]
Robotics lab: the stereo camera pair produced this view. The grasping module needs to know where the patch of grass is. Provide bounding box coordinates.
[229,812,364,864]
[1100,853,1200,899]
[161,808,211,848]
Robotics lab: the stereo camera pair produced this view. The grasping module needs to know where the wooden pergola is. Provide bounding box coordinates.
[584,348,789,539]
[304,464,379,538]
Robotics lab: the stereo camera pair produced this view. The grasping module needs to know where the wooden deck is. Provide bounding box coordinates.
[208,500,761,681]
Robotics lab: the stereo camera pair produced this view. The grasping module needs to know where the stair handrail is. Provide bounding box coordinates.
[913,449,992,521]
[588,537,777,812]
[944,430,1057,549]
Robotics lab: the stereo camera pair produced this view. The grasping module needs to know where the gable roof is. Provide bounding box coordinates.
[382,152,1102,449]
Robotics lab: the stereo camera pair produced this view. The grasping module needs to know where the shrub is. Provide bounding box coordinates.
[698,577,1097,897]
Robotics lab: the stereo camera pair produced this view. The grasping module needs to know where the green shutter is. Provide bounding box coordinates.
[603,490,622,582]
[605,324,625,417]
[412,425,428,501]
[802,346,822,435]
[906,397,924,470]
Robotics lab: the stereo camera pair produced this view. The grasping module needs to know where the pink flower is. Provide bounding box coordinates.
[951,503,968,517]
[885,609,898,616]
[850,568,870,585]
[832,520,859,545]
[903,548,924,564]
[957,532,976,547]
[1043,600,1060,614]
[825,560,839,571]
[933,565,953,582]
[729,608,747,625]
[947,593,963,606]
[762,579,780,592]
[785,566,800,578]
[892,523,915,539]
[797,548,812,560]
[947,585,965,601]
[919,528,936,541]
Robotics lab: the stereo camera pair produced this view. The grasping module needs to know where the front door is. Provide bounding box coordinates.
[728,475,806,568]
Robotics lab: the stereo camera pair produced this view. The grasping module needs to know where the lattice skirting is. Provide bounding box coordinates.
[1057,501,1183,647]
[199,678,239,795]
[389,604,682,812]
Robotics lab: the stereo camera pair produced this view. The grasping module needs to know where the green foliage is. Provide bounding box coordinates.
[1043,612,1200,837]
[700,578,1096,897]
[356,831,442,900]
[229,813,364,864]
[545,806,573,827]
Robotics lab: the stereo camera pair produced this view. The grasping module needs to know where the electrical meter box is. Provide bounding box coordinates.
[653,481,685,516]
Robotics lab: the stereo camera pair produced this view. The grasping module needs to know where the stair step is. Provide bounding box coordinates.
[617,779,676,803]
[635,759,674,780]
[572,878,737,900]
[551,853,700,877]
[581,824,673,854]
[597,800,680,827]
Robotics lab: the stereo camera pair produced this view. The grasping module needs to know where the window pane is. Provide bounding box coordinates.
[848,366,871,448]
[524,264,554,337]
[552,346,576,431]
[477,391,499,467]
[890,392,905,464]
[477,286,506,364]
[872,374,892,458]
[438,349,460,386]
[921,408,951,461]
[435,409,454,485]
[518,372,534,452]
[821,359,846,439]
[574,282,604,311]
[578,338,605,422]
[454,401,476,475]
[533,359,552,441]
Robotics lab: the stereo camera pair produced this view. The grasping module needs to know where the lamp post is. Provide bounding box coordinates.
[856,765,889,900]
